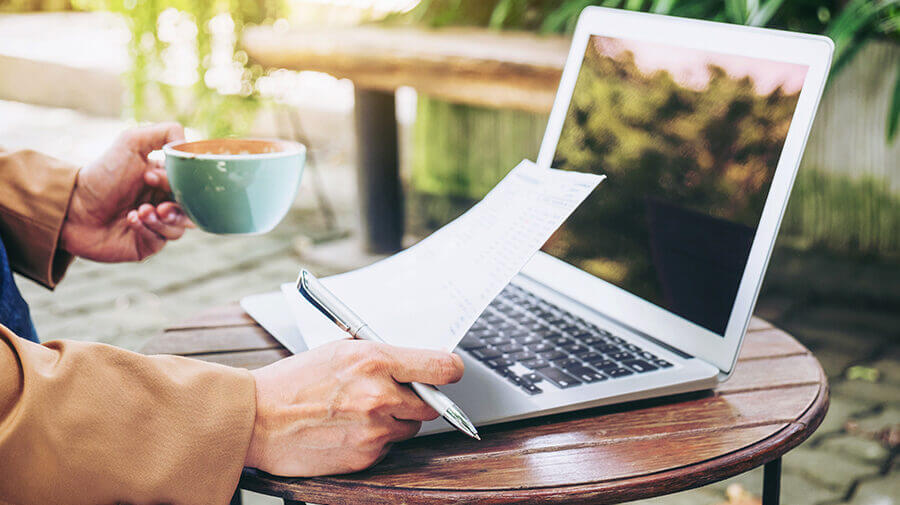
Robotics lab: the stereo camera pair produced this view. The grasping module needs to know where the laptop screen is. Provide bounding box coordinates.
[545,35,808,336]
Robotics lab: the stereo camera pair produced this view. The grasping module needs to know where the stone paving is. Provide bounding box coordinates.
[6,101,898,505]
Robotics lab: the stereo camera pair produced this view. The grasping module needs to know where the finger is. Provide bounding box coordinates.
[127,210,166,249]
[144,167,171,193]
[388,383,440,422]
[137,204,185,240]
[156,202,195,228]
[386,418,421,442]
[379,345,465,385]
[128,122,185,157]
[369,442,394,468]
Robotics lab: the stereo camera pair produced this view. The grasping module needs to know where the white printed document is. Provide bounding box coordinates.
[280,160,604,353]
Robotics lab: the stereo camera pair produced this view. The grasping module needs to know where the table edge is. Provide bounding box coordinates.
[241,365,829,504]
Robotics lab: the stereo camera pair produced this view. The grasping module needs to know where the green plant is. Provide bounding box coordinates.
[398,0,900,143]
[74,0,283,136]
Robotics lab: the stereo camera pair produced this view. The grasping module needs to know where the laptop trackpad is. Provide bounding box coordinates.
[418,353,536,436]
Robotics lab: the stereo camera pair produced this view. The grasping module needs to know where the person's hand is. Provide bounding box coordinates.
[246,339,465,476]
[60,123,194,263]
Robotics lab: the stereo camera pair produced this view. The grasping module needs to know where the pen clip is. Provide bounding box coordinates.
[297,270,352,333]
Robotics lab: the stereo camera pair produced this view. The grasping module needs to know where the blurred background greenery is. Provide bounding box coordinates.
[0,0,897,260]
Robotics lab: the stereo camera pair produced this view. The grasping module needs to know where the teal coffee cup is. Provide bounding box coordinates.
[163,138,305,234]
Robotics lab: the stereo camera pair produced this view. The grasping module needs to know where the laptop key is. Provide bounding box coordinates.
[555,358,583,371]
[521,383,543,395]
[561,343,589,354]
[623,359,658,373]
[486,358,515,369]
[498,343,523,354]
[485,336,511,346]
[507,351,535,362]
[538,350,567,361]
[523,373,543,383]
[507,374,525,387]
[638,351,657,360]
[652,359,673,368]
[606,367,634,378]
[580,352,603,363]
[566,366,608,383]
[526,342,556,353]
[513,334,542,345]
[537,367,582,388]
[576,335,602,346]
[471,348,503,360]
[623,343,642,352]
[610,351,635,361]
[549,337,575,347]
[589,359,618,370]
[596,344,621,354]
[520,358,551,370]
[571,346,594,357]
[544,332,568,342]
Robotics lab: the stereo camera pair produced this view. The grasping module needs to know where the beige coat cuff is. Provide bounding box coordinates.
[0,329,257,505]
[0,148,79,288]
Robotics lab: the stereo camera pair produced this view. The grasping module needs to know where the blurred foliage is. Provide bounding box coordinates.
[783,169,900,258]
[408,96,546,236]
[70,0,283,136]
[544,41,802,300]
[394,0,900,143]
[412,98,545,198]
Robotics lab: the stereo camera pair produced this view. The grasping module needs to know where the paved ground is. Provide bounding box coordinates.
[6,100,898,505]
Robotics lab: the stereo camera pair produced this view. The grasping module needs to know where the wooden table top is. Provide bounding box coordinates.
[143,305,828,505]
[241,26,570,112]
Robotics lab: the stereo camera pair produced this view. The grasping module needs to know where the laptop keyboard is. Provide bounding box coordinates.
[458,284,673,396]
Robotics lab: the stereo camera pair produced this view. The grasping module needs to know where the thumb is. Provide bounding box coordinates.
[128,122,185,158]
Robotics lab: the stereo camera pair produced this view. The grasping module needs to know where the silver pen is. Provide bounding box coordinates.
[296,269,480,440]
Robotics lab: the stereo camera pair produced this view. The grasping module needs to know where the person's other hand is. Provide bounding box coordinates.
[60,123,194,263]
[246,339,465,476]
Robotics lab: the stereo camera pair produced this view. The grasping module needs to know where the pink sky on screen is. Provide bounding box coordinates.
[593,36,808,94]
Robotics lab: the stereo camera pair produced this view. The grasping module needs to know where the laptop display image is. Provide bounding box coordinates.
[545,35,809,336]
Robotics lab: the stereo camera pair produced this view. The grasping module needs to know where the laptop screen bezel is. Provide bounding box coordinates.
[532,7,833,374]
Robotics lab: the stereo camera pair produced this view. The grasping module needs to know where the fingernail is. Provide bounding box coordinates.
[146,172,159,184]
[147,212,158,223]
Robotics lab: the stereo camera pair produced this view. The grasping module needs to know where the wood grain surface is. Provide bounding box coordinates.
[241,26,571,112]
[144,305,828,504]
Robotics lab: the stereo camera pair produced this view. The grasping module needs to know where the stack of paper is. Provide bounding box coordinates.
[278,160,604,353]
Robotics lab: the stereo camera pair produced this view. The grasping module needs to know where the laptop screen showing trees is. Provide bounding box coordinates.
[546,35,808,335]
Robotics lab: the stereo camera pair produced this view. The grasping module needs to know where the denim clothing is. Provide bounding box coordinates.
[0,233,38,342]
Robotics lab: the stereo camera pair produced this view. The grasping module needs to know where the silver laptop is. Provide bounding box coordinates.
[409,7,834,434]
[245,7,833,435]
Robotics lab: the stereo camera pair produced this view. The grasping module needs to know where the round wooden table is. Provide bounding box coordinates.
[143,305,829,505]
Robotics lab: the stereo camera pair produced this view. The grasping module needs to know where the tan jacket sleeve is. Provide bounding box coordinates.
[0,147,78,288]
[0,148,257,504]
[0,329,257,505]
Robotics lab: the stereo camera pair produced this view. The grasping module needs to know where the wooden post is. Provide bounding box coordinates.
[354,87,403,254]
